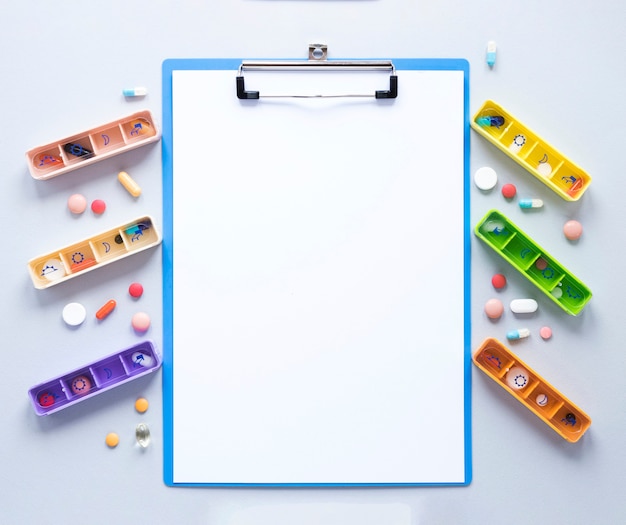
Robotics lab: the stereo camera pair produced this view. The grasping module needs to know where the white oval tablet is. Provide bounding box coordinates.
[474,166,498,191]
[62,302,86,326]
[510,298,538,314]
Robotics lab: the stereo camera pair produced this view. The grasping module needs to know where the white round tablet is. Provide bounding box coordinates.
[537,162,552,177]
[536,394,549,406]
[42,259,66,281]
[474,166,498,191]
[62,302,86,326]
[551,287,563,299]
[131,351,154,368]
[505,366,530,390]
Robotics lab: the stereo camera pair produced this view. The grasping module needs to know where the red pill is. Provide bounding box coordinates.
[91,199,106,214]
[501,183,517,199]
[95,299,117,320]
[38,392,56,407]
[491,273,507,289]
[129,282,144,298]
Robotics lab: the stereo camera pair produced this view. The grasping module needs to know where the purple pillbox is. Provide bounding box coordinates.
[28,340,161,416]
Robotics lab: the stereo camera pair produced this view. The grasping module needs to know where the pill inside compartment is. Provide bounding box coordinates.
[60,242,97,275]
[31,146,66,173]
[33,381,67,413]
[525,256,566,292]
[32,256,67,287]
[474,108,510,140]
[527,143,563,179]
[61,369,97,399]
[474,344,515,379]
[62,135,95,164]
[552,275,592,315]
[551,164,587,198]
[531,384,564,419]
[551,404,589,439]
[501,124,538,158]
[120,342,157,376]
[91,231,128,262]
[120,219,159,249]
[121,116,156,143]
[477,212,512,249]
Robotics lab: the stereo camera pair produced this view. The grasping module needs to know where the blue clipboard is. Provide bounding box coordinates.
[162,57,471,487]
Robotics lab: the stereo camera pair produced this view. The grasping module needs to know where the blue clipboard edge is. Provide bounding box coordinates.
[161,57,472,487]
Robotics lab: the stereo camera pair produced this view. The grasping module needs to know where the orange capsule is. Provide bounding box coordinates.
[117,171,142,198]
[95,299,117,320]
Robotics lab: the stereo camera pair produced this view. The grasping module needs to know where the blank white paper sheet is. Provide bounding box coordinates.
[162,58,471,486]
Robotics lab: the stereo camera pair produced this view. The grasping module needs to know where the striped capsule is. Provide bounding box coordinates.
[117,171,142,197]
[95,299,117,320]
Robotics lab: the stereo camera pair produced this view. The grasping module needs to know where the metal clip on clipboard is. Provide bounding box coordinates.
[236,44,398,100]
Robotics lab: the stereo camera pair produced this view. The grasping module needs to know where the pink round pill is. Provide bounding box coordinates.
[484,298,504,319]
[129,282,144,298]
[91,199,106,215]
[563,220,583,241]
[132,312,151,332]
[68,194,87,214]
[535,258,548,270]
[540,326,553,340]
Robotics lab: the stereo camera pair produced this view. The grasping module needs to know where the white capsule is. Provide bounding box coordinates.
[510,299,538,314]
[123,86,147,97]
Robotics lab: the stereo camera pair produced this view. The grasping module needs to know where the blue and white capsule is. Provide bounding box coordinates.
[123,86,148,97]
[507,328,530,340]
[519,198,543,209]
[486,41,497,67]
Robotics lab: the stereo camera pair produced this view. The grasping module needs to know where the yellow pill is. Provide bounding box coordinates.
[105,432,119,448]
[135,397,149,413]
[117,171,142,197]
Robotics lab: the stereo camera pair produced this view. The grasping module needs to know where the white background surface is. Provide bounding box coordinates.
[2,1,625,523]
[168,69,466,484]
